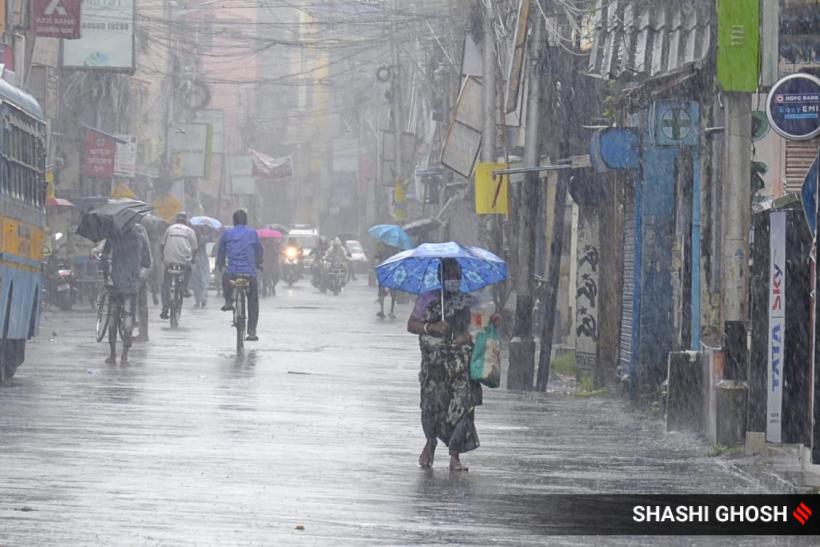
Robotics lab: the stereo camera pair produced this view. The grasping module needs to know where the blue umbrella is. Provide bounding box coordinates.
[375,242,507,296]
[190,216,223,230]
[368,224,413,250]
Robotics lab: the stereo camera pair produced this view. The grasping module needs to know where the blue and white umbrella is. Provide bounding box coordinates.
[190,216,223,230]
[375,242,507,296]
[368,224,413,250]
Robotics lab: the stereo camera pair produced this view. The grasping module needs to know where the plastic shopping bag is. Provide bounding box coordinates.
[470,324,501,388]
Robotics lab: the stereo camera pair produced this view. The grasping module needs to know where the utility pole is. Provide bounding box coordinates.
[507,13,543,391]
[480,2,496,165]
[390,1,403,200]
[719,92,752,445]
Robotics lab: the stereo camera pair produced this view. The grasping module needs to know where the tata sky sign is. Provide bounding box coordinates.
[767,212,786,443]
[766,73,820,141]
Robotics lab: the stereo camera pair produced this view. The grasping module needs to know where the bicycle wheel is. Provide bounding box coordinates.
[95,290,110,343]
[170,277,180,328]
[235,290,246,353]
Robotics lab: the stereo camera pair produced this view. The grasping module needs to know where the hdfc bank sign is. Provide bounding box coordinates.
[32,0,82,39]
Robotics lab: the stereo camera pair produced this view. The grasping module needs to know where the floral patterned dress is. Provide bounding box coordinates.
[413,291,482,454]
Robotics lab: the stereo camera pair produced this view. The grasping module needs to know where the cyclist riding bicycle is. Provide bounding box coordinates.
[160,211,198,320]
[217,209,263,341]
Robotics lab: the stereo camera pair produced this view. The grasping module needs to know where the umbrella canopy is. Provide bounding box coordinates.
[264,223,289,234]
[402,218,441,234]
[76,199,152,242]
[368,224,413,250]
[257,228,284,239]
[375,241,507,294]
[139,213,168,235]
[190,216,223,230]
[46,197,74,208]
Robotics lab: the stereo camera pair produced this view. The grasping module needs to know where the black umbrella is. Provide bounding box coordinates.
[77,199,153,242]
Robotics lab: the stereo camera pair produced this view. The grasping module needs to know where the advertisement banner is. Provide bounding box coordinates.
[114,134,136,178]
[63,0,135,70]
[767,211,786,442]
[717,0,760,92]
[32,0,81,39]
[84,129,116,178]
[474,162,509,215]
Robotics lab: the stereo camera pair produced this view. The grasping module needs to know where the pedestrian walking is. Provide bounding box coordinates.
[406,258,485,472]
[374,241,397,318]
[132,223,152,342]
[191,225,213,308]
[101,225,151,365]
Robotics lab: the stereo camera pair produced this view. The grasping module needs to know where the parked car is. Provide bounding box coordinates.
[345,240,369,275]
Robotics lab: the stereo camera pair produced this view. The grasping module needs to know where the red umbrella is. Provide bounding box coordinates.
[257,228,284,239]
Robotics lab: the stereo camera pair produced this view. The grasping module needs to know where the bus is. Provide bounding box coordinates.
[0,78,47,382]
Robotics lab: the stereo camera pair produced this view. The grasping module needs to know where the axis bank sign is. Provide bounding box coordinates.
[33,0,81,39]
[767,212,786,443]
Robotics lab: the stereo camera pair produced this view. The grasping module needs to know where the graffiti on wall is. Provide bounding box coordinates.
[575,213,600,376]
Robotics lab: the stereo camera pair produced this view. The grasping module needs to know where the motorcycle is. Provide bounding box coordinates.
[323,256,348,296]
[44,233,78,311]
[281,245,302,287]
[46,262,78,311]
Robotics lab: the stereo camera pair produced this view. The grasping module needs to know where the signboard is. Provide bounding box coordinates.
[114,134,136,178]
[32,0,81,39]
[767,211,786,443]
[801,155,818,235]
[474,162,509,215]
[653,101,700,147]
[84,129,116,178]
[766,73,820,141]
[441,121,481,178]
[716,0,760,92]
[169,123,211,178]
[63,0,135,70]
[332,138,359,172]
[228,155,255,195]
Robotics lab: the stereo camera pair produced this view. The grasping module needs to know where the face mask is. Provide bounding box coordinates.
[443,279,461,293]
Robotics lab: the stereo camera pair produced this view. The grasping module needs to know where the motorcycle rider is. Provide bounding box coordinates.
[311,236,330,287]
[217,209,263,341]
[159,212,198,320]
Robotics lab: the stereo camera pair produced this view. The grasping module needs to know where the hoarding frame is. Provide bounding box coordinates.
[61,0,136,72]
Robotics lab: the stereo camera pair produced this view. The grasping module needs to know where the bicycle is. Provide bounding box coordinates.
[166,264,185,329]
[231,275,251,353]
[95,281,126,344]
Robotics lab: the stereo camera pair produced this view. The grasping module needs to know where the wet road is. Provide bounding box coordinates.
[0,280,806,545]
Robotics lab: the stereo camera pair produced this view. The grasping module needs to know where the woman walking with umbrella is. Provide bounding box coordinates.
[377,242,506,471]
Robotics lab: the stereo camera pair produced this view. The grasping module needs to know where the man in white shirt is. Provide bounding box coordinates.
[159,212,198,319]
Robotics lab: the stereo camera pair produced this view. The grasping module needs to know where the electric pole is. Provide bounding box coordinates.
[507,12,543,391]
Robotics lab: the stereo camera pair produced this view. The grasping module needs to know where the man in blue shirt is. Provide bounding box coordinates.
[216,209,263,341]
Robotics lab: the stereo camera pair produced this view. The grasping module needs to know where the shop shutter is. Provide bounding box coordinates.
[619,188,638,373]
[784,137,820,193]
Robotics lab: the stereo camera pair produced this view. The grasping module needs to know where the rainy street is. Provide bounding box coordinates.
[0,282,797,545]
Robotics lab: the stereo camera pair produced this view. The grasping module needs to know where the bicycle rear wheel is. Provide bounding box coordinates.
[95,290,109,343]
[170,277,180,328]
[235,290,246,353]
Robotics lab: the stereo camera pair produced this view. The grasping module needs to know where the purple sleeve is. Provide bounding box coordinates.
[411,292,436,320]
